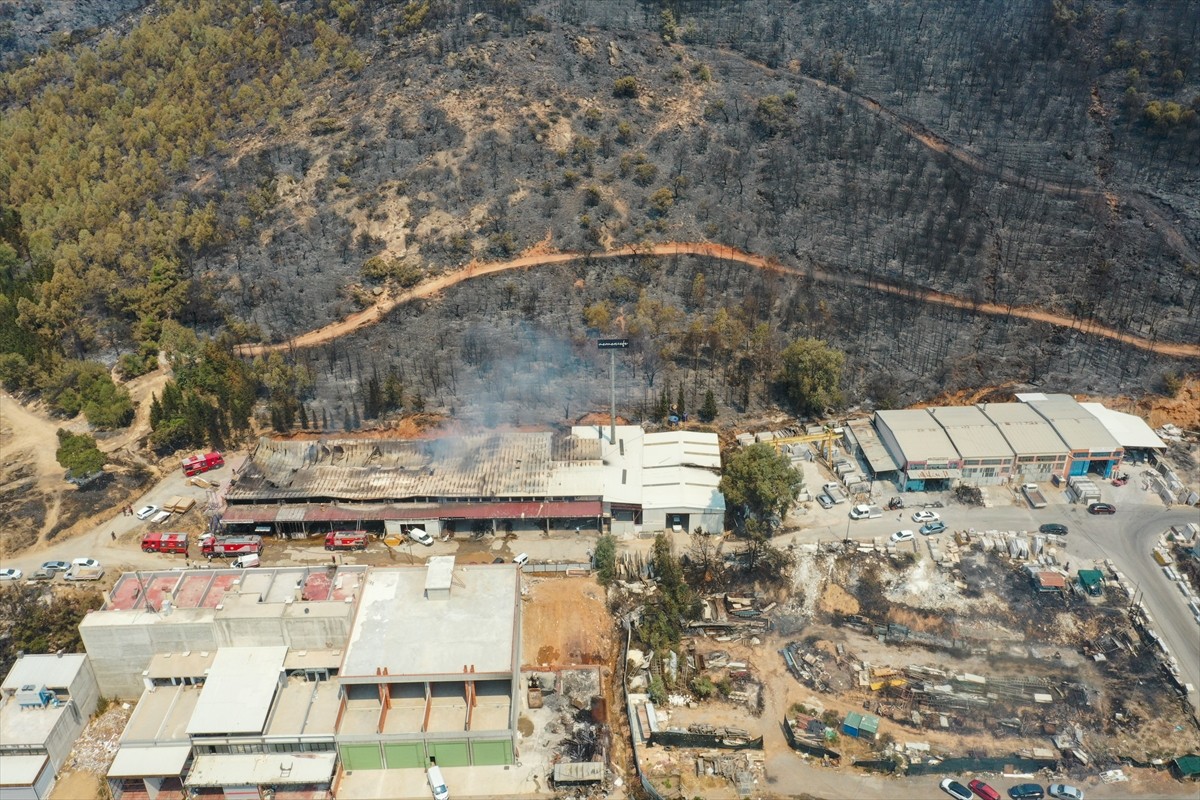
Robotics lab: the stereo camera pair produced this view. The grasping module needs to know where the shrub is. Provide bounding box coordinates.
[613,76,638,98]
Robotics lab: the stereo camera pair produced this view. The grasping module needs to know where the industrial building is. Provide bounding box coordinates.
[98,559,524,799]
[79,565,366,697]
[0,654,99,800]
[873,410,963,491]
[335,558,521,787]
[867,397,1162,491]
[218,426,725,537]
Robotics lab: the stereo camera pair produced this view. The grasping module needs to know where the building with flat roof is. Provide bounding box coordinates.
[873,409,963,491]
[1018,394,1124,477]
[0,653,99,799]
[928,406,1015,486]
[335,558,522,775]
[220,426,726,537]
[80,565,366,697]
[108,645,342,800]
[978,402,1070,482]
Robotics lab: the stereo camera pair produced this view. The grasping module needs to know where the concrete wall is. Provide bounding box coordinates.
[81,608,354,698]
[43,702,86,773]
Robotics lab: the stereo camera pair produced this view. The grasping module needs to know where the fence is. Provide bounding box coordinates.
[525,561,591,574]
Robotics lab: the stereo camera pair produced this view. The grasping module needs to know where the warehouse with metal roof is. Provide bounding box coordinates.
[978,402,1070,482]
[928,406,1015,486]
[1018,394,1124,477]
[873,409,963,491]
[222,426,726,536]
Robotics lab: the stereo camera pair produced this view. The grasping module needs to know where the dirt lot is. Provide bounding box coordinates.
[521,575,615,669]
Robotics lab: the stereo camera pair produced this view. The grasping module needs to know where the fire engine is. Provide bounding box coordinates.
[199,534,262,558]
[325,530,369,551]
[141,532,189,554]
[182,451,224,477]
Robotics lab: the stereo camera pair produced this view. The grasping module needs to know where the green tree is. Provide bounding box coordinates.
[55,429,105,478]
[594,534,617,585]
[0,583,103,677]
[776,338,844,416]
[699,389,718,422]
[613,76,639,98]
[720,443,803,534]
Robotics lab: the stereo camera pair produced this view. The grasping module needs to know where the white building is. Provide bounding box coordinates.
[0,653,99,800]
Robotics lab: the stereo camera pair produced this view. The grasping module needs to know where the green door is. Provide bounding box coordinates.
[383,742,424,769]
[426,740,469,767]
[472,739,513,766]
[340,744,383,771]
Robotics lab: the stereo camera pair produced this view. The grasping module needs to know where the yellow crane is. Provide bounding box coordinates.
[767,425,842,461]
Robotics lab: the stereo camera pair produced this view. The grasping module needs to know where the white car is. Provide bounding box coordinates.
[0,568,21,581]
[406,528,434,546]
[135,504,159,520]
[912,510,940,523]
[890,530,915,543]
[73,558,101,568]
[1048,786,1083,800]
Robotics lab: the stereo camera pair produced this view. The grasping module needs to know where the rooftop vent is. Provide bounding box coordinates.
[424,556,456,601]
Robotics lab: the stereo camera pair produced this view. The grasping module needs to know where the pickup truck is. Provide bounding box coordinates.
[64,565,105,581]
[1021,483,1047,509]
[849,504,883,520]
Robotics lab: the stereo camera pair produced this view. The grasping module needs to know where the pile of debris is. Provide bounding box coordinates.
[781,641,832,691]
[694,750,764,798]
[689,592,773,638]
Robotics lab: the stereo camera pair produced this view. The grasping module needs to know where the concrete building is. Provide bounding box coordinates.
[978,402,1070,482]
[219,426,726,537]
[0,654,99,799]
[928,406,1015,486]
[1017,394,1124,478]
[873,410,963,491]
[334,558,522,787]
[108,645,341,800]
[80,565,366,697]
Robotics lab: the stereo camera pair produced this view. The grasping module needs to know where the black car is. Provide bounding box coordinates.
[1087,502,1116,515]
[1038,523,1068,535]
[1009,784,1045,800]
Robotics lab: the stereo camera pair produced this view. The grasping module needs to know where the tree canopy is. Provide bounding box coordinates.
[55,428,106,479]
[776,338,844,416]
[719,442,804,534]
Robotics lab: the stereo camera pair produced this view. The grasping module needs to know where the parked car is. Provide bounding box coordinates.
[41,560,70,573]
[968,779,1002,800]
[1038,523,1068,535]
[940,779,974,800]
[920,521,948,535]
[1047,786,1083,800]
[513,553,530,568]
[406,528,434,546]
[816,494,835,509]
[1087,502,1116,515]
[26,569,54,582]
[890,530,915,543]
[912,510,941,523]
[72,557,101,568]
[135,504,159,520]
[0,568,22,581]
[1008,784,1045,800]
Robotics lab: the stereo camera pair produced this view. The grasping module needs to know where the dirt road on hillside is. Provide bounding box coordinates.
[236,241,1200,359]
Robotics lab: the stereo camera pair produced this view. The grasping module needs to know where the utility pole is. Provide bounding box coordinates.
[597,339,629,444]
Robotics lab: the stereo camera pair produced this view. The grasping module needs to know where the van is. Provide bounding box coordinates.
[513,553,529,568]
[232,553,261,569]
[426,762,449,800]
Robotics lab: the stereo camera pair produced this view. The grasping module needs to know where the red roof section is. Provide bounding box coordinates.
[221,500,605,524]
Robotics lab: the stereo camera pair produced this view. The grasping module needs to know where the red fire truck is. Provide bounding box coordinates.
[141,532,189,554]
[199,534,262,558]
[325,531,369,551]
[182,451,224,477]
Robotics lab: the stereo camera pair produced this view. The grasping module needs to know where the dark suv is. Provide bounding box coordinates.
[1087,502,1116,515]
[1038,523,1068,535]
[1008,784,1045,800]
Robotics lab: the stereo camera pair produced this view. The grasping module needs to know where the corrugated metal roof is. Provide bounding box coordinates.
[1021,396,1121,452]
[847,419,901,473]
[874,410,960,463]
[223,500,602,524]
[1079,403,1166,450]
[978,403,1070,456]
[929,406,1014,460]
